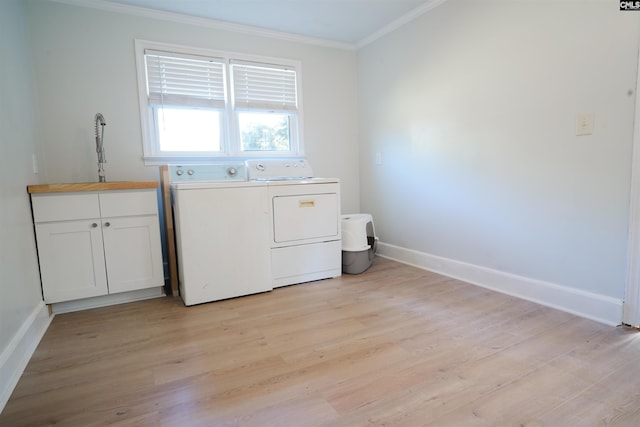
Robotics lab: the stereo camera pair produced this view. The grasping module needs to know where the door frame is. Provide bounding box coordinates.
[624,46,640,327]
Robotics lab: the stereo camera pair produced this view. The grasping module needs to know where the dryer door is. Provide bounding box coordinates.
[272,192,339,243]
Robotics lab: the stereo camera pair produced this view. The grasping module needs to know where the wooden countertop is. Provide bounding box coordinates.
[27,181,159,194]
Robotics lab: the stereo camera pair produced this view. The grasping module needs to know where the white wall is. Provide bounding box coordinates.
[359,0,640,303]
[24,0,360,214]
[0,0,51,409]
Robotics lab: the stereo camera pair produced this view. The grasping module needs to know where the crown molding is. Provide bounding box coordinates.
[356,0,450,49]
[48,0,357,51]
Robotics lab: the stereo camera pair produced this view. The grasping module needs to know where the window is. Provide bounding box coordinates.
[231,61,298,153]
[145,50,226,154]
[135,40,303,163]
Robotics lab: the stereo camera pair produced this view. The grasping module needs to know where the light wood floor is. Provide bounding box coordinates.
[2,257,640,426]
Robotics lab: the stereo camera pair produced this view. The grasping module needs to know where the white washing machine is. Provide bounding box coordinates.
[246,159,342,287]
[170,164,272,306]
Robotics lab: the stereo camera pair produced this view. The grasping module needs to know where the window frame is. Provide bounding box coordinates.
[134,39,304,164]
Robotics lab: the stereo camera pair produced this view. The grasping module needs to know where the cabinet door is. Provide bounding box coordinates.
[35,220,108,303]
[101,215,164,294]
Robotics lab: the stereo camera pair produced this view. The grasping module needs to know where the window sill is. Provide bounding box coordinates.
[143,153,305,167]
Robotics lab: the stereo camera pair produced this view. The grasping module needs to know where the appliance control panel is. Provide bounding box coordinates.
[169,164,246,182]
[246,159,313,180]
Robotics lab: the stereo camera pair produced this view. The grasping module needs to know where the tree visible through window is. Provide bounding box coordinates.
[239,113,290,151]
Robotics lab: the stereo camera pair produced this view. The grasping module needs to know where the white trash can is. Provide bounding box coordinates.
[341,214,378,274]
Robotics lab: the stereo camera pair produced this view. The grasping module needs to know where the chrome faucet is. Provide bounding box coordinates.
[95,113,106,182]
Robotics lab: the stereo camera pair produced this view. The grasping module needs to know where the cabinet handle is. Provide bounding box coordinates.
[104,222,111,227]
[91,223,98,228]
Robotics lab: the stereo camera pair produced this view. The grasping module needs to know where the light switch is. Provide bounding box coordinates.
[576,112,594,136]
[375,152,383,165]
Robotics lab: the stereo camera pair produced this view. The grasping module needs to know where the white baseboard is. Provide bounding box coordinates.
[51,287,165,314]
[377,242,623,326]
[0,302,53,413]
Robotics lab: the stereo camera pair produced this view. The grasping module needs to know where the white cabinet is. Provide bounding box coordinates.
[31,189,164,304]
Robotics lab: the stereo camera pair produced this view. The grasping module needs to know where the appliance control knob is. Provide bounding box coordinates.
[187,169,194,176]
[256,163,265,171]
[176,170,183,176]
[227,167,238,177]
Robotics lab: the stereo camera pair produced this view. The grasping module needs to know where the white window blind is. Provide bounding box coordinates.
[145,50,226,109]
[231,61,298,112]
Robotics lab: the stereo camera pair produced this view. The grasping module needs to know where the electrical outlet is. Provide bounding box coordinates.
[576,112,594,136]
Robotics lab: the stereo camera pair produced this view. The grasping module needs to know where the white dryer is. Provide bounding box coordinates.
[246,159,342,287]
